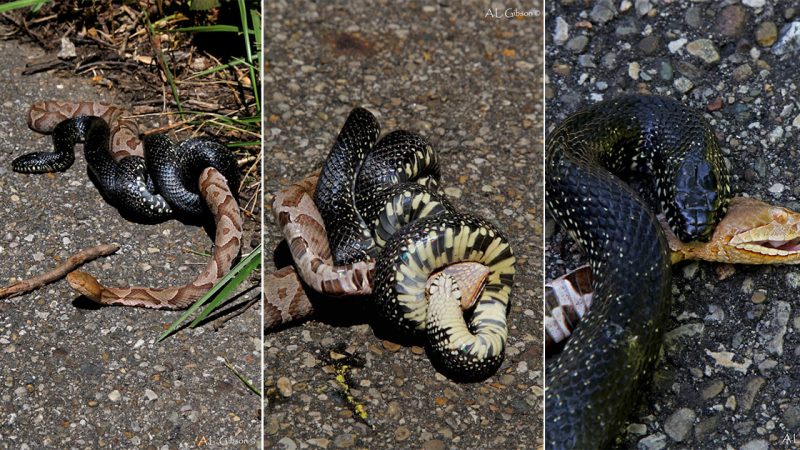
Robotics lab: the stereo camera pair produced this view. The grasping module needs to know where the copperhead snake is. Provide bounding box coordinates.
[266,107,516,380]
[12,101,243,309]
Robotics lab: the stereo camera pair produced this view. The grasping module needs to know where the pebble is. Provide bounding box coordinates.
[395,426,411,441]
[422,440,445,450]
[628,62,641,80]
[740,439,769,450]
[668,38,687,53]
[664,408,695,442]
[740,377,765,412]
[144,389,158,402]
[743,0,765,8]
[590,0,616,24]
[638,35,660,55]
[768,183,785,195]
[566,36,589,53]
[635,0,652,17]
[756,22,778,46]
[637,433,667,450]
[554,17,569,45]
[333,433,355,448]
[674,77,693,93]
[686,39,720,64]
[627,423,647,435]
[783,404,800,428]
[108,390,121,401]
[716,5,747,37]
[702,380,724,400]
[277,437,298,450]
[773,21,800,55]
[277,377,292,397]
[732,64,753,81]
[307,438,330,449]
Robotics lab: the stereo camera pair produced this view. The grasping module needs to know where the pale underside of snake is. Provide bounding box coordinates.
[18,101,243,309]
[545,196,800,350]
[264,171,489,329]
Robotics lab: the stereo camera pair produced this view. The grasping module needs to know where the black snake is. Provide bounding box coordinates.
[545,95,730,448]
[267,107,517,381]
[14,110,239,222]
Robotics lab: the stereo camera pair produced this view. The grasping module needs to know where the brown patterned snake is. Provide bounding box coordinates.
[265,171,488,328]
[546,196,800,351]
[15,101,243,309]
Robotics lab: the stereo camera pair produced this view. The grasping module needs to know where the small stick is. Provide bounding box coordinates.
[0,244,120,299]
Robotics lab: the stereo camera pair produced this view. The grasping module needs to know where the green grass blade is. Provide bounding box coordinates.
[0,0,49,13]
[172,24,249,33]
[224,358,261,396]
[157,244,261,342]
[189,244,261,327]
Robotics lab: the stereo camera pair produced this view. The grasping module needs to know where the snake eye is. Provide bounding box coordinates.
[673,155,720,241]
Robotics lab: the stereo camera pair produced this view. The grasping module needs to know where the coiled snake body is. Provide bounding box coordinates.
[267,108,516,380]
[545,95,730,448]
[12,101,243,309]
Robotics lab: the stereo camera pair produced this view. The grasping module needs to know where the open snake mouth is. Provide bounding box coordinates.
[728,227,800,255]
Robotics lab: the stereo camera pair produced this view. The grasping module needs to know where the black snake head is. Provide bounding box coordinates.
[671,150,724,242]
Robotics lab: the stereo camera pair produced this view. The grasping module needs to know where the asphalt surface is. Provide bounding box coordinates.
[0,34,260,448]
[546,1,800,449]
[265,1,543,449]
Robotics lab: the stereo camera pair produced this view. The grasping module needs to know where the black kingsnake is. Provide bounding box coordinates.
[313,107,517,381]
[545,95,730,448]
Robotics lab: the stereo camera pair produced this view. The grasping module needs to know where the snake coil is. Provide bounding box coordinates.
[12,101,243,309]
[269,107,516,380]
[545,95,730,448]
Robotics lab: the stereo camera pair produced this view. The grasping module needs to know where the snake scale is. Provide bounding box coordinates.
[267,107,516,380]
[545,95,730,448]
[12,101,243,309]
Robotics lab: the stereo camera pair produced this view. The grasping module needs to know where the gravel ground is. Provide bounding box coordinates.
[265,1,543,449]
[546,1,800,449]
[0,35,260,448]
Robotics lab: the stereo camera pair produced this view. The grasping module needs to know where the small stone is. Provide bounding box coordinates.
[144,389,158,402]
[635,0,652,17]
[638,35,660,55]
[108,390,121,401]
[740,439,769,450]
[627,423,648,435]
[732,64,753,81]
[333,433,356,448]
[277,438,298,450]
[716,5,747,37]
[590,0,616,24]
[686,39,720,64]
[740,377,766,412]
[658,60,673,80]
[566,35,589,53]
[773,21,800,56]
[382,340,402,352]
[668,38,687,53]
[395,426,411,441]
[743,0,765,8]
[674,77,693,93]
[277,377,292,397]
[756,22,778,46]
[554,17,569,45]
[702,380,724,400]
[637,433,667,450]
[628,62,641,80]
[307,438,330,449]
[664,408,695,442]
[751,291,767,303]
[422,440,445,450]
[57,37,77,59]
[768,183,786,195]
[783,404,800,428]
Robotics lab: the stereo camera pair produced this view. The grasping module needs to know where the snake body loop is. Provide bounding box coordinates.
[13,101,243,309]
[545,95,730,448]
[273,107,516,380]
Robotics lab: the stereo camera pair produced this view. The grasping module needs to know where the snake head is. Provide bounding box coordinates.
[670,151,725,242]
[722,197,800,258]
[666,197,800,264]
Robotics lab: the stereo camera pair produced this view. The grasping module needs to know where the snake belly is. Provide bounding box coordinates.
[311,107,516,380]
[545,95,730,449]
